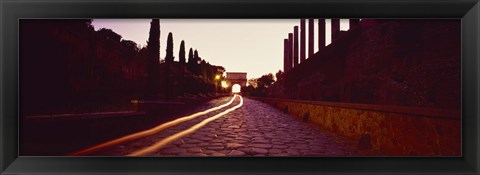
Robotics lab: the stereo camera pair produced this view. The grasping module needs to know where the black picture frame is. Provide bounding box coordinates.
[1,0,479,174]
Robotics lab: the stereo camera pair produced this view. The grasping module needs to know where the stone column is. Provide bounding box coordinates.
[293,26,299,67]
[288,33,293,71]
[300,19,306,63]
[350,19,360,29]
[318,19,325,52]
[331,18,340,42]
[284,38,289,72]
[308,19,314,58]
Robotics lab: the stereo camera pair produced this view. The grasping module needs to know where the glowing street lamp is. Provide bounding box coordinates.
[215,75,221,94]
[221,81,228,88]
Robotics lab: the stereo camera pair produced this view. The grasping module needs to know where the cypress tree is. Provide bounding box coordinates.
[179,40,186,64]
[194,49,199,63]
[187,48,194,64]
[193,50,200,75]
[178,40,186,96]
[146,19,160,98]
[165,32,174,63]
[164,32,174,99]
[187,48,194,73]
[147,19,160,63]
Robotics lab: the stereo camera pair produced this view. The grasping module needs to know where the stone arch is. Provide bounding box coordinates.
[225,72,247,92]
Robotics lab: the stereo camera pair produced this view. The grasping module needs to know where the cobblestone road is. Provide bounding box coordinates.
[93,95,381,156]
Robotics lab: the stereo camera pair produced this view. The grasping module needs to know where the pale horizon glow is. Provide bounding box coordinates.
[92,19,349,79]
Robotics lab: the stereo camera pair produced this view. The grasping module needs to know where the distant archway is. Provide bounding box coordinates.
[225,72,247,88]
[232,84,241,93]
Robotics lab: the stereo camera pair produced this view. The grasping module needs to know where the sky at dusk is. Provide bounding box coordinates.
[92,19,350,79]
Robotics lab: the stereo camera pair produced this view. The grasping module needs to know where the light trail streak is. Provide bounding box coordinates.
[67,95,237,156]
[127,95,244,156]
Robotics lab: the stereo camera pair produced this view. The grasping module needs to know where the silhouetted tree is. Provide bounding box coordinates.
[121,40,139,59]
[243,73,275,97]
[178,40,186,96]
[258,73,275,89]
[165,32,174,63]
[146,19,160,99]
[193,50,202,75]
[97,28,122,43]
[20,19,151,115]
[275,70,284,81]
[200,59,208,78]
[179,40,186,64]
[164,32,174,99]
[188,48,196,73]
[247,78,258,88]
[121,40,139,51]
[187,48,194,65]
[194,49,200,63]
[23,19,230,114]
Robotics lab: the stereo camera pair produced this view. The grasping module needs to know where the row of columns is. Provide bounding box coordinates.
[284,19,360,72]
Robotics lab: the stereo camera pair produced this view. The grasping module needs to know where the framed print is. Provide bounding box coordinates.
[1,0,479,174]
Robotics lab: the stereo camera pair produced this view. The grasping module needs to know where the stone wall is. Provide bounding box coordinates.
[253,97,461,156]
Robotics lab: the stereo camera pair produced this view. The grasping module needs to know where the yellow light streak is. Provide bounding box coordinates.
[127,95,244,156]
[67,95,237,156]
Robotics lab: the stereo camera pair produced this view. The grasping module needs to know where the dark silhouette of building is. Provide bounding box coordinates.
[284,39,289,72]
[274,19,461,111]
[288,33,293,71]
[300,19,306,63]
[318,19,326,52]
[350,19,360,29]
[331,19,340,42]
[225,72,247,89]
[293,26,299,67]
[284,32,295,72]
[308,19,314,58]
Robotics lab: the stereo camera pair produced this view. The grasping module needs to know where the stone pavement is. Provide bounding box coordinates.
[94,96,382,156]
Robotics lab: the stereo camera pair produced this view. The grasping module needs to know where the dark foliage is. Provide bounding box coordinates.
[275,70,284,81]
[19,19,226,116]
[258,73,275,89]
[97,28,122,43]
[244,73,275,97]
